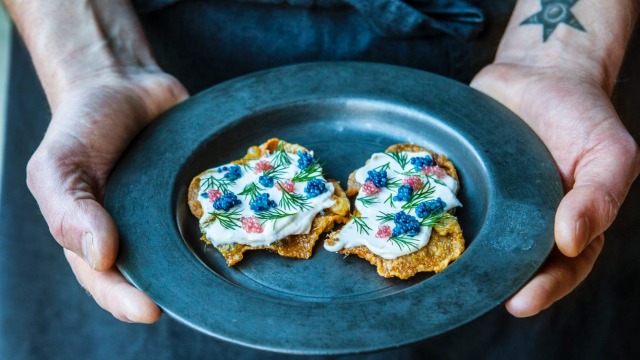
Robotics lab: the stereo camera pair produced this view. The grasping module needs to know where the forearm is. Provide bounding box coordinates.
[495,0,638,92]
[3,0,156,109]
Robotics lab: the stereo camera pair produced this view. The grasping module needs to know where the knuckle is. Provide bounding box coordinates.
[25,150,47,192]
[615,134,638,159]
[162,75,189,101]
[48,210,70,248]
[600,190,621,227]
[26,150,73,249]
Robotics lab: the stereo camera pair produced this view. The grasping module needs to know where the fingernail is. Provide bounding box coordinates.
[82,232,95,268]
[575,217,590,254]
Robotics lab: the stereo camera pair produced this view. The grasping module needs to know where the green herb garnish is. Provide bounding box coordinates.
[401,180,436,211]
[292,161,324,182]
[263,164,288,181]
[393,168,420,177]
[352,215,372,235]
[240,160,254,172]
[384,193,396,208]
[238,182,263,202]
[202,175,234,194]
[356,195,380,208]
[424,174,447,186]
[278,185,311,211]
[388,236,420,251]
[419,211,455,228]
[384,152,409,169]
[204,208,242,230]
[255,208,296,226]
[373,162,391,172]
[272,142,292,167]
[376,211,395,224]
[386,177,402,190]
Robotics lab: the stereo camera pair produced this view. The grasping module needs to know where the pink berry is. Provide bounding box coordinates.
[207,189,222,203]
[277,179,295,193]
[402,175,423,190]
[241,216,264,234]
[375,225,392,238]
[254,160,274,173]
[423,166,446,179]
[361,180,381,196]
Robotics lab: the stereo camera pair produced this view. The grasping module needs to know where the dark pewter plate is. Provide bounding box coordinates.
[105,62,562,355]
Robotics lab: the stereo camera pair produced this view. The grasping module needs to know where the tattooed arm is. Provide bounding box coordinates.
[471,0,640,317]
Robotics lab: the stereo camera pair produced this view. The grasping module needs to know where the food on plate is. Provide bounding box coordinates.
[324,144,465,279]
[188,138,350,265]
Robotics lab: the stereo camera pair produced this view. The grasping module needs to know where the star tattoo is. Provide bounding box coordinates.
[520,0,586,42]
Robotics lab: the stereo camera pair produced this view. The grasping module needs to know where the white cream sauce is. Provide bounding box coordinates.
[197,150,335,247]
[324,152,461,259]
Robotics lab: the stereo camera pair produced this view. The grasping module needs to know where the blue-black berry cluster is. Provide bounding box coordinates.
[304,179,327,198]
[410,156,433,172]
[393,185,413,202]
[216,166,229,173]
[223,165,242,181]
[249,193,277,212]
[297,151,314,170]
[258,175,274,188]
[213,192,241,211]
[416,198,447,218]
[365,170,387,188]
[391,211,421,237]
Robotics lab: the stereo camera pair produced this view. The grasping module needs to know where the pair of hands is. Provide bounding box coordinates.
[26,62,639,322]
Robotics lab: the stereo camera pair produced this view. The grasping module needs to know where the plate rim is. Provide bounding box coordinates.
[106,62,562,355]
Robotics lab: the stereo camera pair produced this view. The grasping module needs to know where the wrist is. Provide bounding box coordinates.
[491,0,638,93]
[5,0,158,109]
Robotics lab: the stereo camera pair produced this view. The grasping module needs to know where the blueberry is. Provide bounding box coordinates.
[249,193,278,212]
[365,170,387,188]
[393,185,413,202]
[223,165,242,181]
[416,198,447,218]
[391,211,421,237]
[304,179,327,199]
[410,156,433,171]
[297,151,314,170]
[213,192,241,211]
[258,175,274,188]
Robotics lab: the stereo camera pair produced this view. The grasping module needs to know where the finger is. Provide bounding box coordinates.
[555,138,640,257]
[65,250,162,323]
[27,153,119,271]
[506,235,604,317]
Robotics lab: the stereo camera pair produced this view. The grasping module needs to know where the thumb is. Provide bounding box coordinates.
[555,137,640,257]
[27,153,119,271]
[60,199,119,271]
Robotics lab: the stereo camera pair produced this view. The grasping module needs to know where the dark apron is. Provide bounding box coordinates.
[132,0,515,93]
[3,1,640,359]
[135,0,486,38]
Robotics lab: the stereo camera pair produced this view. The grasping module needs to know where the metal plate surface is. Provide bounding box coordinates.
[105,62,562,355]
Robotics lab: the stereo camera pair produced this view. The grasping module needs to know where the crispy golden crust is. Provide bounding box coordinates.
[329,143,465,279]
[188,138,350,265]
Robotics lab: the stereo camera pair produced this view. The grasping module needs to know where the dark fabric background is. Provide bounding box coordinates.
[1,1,639,359]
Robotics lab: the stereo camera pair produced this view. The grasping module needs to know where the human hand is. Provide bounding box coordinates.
[27,70,188,322]
[471,62,640,317]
